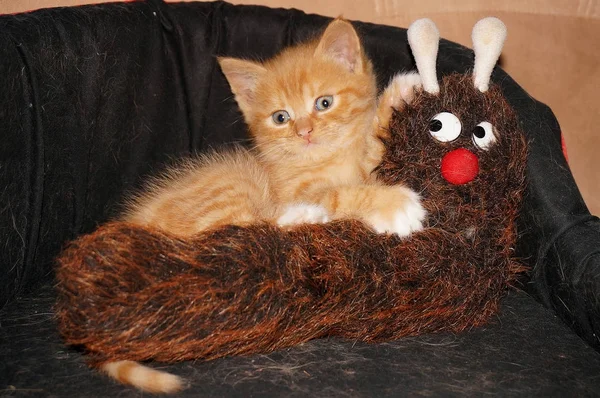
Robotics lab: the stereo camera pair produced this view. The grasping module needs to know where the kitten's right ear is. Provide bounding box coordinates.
[218,57,267,112]
[315,18,364,74]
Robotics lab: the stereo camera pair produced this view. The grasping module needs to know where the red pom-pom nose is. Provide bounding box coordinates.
[441,148,479,185]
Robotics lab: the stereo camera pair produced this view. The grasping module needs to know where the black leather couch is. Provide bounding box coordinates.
[1,1,599,396]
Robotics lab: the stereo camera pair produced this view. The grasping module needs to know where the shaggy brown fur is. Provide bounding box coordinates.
[55,73,528,372]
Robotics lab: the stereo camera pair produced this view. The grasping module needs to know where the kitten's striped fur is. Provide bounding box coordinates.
[108,19,425,393]
[124,147,275,233]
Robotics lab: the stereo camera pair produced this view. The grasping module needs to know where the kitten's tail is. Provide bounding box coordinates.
[101,360,184,394]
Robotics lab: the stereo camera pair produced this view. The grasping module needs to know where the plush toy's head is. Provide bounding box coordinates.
[377,18,527,238]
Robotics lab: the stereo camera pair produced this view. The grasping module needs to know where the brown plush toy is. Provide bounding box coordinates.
[55,18,528,393]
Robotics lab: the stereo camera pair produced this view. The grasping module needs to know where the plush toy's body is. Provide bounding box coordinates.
[55,18,528,393]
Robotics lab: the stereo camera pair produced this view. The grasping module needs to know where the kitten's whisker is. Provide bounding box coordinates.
[227,118,243,128]
[220,95,236,104]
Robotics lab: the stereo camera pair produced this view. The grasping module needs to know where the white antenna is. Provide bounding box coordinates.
[472,17,507,92]
[407,19,440,94]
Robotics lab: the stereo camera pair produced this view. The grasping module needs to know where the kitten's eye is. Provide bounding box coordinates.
[272,110,290,125]
[315,95,334,111]
[429,112,461,142]
[472,121,496,150]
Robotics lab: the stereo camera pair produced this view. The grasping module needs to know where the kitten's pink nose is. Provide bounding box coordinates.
[295,119,313,138]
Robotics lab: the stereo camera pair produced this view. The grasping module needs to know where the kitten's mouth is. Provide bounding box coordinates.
[303,137,315,146]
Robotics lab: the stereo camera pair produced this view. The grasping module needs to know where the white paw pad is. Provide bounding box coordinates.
[277,203,330,227]
[369,188,426,237]
[390,72,423,105]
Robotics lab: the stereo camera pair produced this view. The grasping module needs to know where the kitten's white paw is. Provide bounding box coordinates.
[387,72,423,107]
[277,203,330,226]
[369,188,426,237]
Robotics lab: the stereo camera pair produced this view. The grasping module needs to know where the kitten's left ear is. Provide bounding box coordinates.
[218,57,267,114]
[315,18,364,74]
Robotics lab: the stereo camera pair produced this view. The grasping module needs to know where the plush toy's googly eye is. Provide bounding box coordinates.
[472,121,496,150]
[429,112,461,142]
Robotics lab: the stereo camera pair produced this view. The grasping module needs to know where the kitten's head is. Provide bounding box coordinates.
[219,19,377,163]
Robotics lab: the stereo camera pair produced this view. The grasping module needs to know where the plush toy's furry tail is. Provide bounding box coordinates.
[55,219,522,384]
[101,361,183,394]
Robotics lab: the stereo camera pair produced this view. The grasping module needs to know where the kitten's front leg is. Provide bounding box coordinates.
[277,203,330,227]
[376,72,422,130]
[363,73,423,178]
[307,184,426,238]
[362,186,426,236]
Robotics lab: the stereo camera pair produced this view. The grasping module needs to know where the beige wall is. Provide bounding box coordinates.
[2,0,599,215]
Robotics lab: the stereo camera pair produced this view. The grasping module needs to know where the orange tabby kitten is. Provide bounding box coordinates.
[124,19,424,237]
[111,19,425,393]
